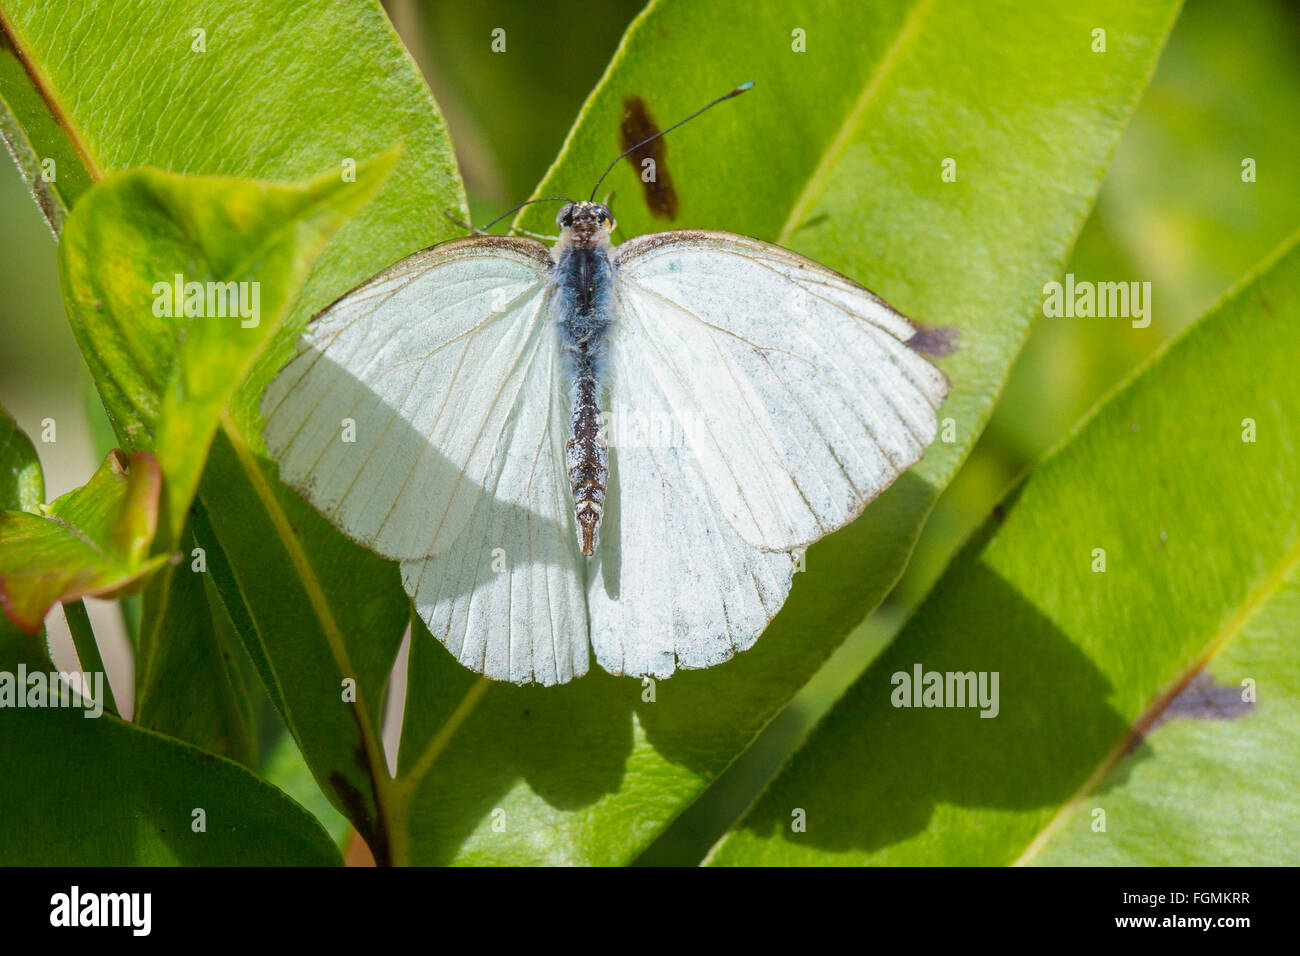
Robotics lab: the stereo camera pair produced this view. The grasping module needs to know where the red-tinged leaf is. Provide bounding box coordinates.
[0,449,166,632]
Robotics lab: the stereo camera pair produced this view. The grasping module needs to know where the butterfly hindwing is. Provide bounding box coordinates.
[586,333,794,679]
[401,339,589,685]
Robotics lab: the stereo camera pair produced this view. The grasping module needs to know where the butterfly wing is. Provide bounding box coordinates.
[612,230,949,553]
[586,336,795,679]
[399,340,589,686]
[261,236,589,685]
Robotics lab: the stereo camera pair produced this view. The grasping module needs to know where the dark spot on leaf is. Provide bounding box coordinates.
[1128,672,1254,754]
[907,321,959,358]
[621,96,678,220]
[1152,672,1254,727]
[991,502,1006,525]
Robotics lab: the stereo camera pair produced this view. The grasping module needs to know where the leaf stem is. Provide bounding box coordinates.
[63,599,119,716]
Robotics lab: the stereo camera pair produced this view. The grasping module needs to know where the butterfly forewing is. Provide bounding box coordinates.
[612,230,949,553]
[261,236,591,685]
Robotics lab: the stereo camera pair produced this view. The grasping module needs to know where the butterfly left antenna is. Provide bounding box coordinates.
[588,81,755,202]
[444,197,575,236]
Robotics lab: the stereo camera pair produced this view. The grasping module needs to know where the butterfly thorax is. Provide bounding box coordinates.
[553,230,614,557]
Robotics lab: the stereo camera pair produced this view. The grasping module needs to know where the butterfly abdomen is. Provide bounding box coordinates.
[567,373,606,556]
[555,245,614,556]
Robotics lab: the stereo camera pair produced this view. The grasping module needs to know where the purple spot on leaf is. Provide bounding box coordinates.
[907,322,959,358]
[1150,672,1254,728]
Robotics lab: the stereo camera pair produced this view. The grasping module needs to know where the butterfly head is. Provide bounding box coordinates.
[557,201,615,248]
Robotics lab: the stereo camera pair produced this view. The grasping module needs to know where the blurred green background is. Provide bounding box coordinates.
[2,0,1297,863]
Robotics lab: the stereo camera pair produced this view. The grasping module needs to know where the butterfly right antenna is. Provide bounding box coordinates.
[587,81,754,202]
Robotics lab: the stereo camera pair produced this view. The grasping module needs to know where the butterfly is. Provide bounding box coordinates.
[260,84,949,685]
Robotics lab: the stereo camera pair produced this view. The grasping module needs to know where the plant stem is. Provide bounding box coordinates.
[63,599,119,717]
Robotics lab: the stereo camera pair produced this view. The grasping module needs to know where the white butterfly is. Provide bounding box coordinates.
[260,88,949,686]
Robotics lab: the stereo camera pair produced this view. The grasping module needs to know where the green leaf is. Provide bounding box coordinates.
[194,427,410,859]
[1029,597,1298,866]
[989,0,1300,463]
[0,629,342,865]
[134,513,262,765]
[391,0,1183,864]
[0,449,165,633]
[0,405,41,513]
[0,22,93,234]
[54,157,396,761]
[58,159,396,548]
[0,439,336,869]
[259,715,353,848]
[0,709,344,865]
[0,0,464,857]
[0,432,336,864]
[708,230,1300,865]
[0,406,51,664]
[0,406,53,653]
